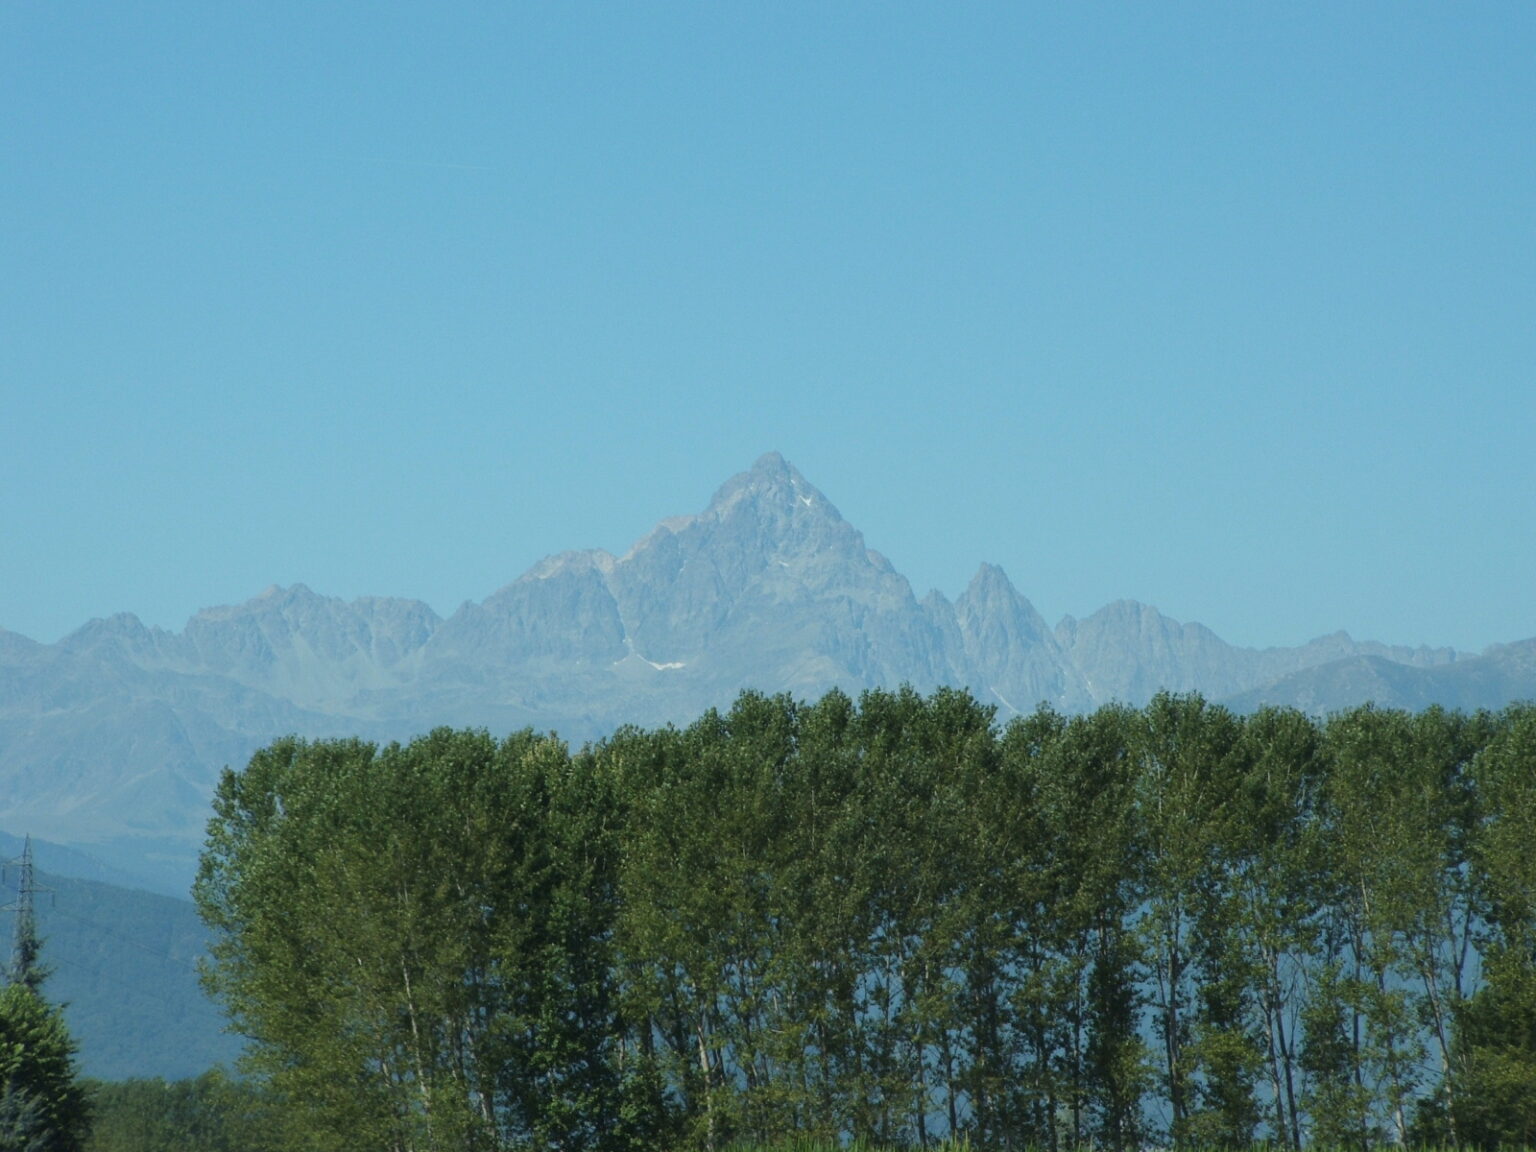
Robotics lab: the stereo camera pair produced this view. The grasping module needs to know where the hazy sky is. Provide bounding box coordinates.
[4,3,1533,652]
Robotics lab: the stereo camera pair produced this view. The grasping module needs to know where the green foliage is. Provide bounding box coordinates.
[197,729,640,1151]
[1439,703,1536,1148]
[194,693,1536,1152]
[1135,693,1256,1147]
[0,1076,55,1152]
[83,1071,286,1152]
[0,982,91,1152]
[1431,948,1536,1148]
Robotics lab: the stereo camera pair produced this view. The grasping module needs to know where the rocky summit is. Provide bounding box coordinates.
[0,452,1527,889]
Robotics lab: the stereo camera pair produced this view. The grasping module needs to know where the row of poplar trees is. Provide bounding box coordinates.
[196,690,1536,1152]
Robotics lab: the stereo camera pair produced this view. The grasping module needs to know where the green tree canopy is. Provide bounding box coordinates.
[0,982,90,1152]
[195,692,1536,1152]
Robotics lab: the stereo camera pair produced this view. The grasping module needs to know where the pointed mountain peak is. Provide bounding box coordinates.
[921,587,952,611]
[965,562,1016,594]
[750,449,792,476]
[520,548,618,582]
[958,561,1047,623]
[59,611,155,650]
[704,452,842,523]
[959,565,1045,619]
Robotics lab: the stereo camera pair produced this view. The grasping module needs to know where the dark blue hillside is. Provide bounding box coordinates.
[14,867,241,1080]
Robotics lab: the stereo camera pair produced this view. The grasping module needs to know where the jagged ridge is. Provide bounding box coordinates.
[1,451,1526,889]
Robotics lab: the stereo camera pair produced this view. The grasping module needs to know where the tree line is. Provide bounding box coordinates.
[195,690,1536,1152]
[83,1072,283,1152]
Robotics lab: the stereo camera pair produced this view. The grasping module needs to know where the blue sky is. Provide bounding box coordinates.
[4,3,1533,652]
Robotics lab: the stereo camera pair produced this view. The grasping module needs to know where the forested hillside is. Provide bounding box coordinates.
[36,873,241,1079]
[196,689,1536,1151]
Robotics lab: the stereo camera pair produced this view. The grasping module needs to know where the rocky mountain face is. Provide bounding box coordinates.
[2,452,1529,890]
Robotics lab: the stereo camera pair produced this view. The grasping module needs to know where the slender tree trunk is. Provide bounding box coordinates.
[1070,961,1084,1149]
[1273,962,1302,1151]
[939,1017,959,1138]
[1156,910,1187,1144]
[697,1017,717,1152]
[1263,978,1287,1148]
[1372,961,1409,1147]
[399,959,435,1145]
[1420,955,1458,1145]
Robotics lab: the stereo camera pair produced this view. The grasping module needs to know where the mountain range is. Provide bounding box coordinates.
[3,452,1532,892]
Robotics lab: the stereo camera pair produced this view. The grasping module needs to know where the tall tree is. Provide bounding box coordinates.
[1319,705,1454,1145]
[1449,703,1536,1146]
[0,983,90,1152]
[1135,693,1253,1147]
[1230,706,1327,1149]
[197,729,632,1152]
[1016,703,1148,1152]
[195,690,1536,1152]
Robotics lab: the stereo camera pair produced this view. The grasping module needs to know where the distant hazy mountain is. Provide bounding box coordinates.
[1225,638,1536,715]
[2,452,1530,889]
[1057,600,1458,706]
